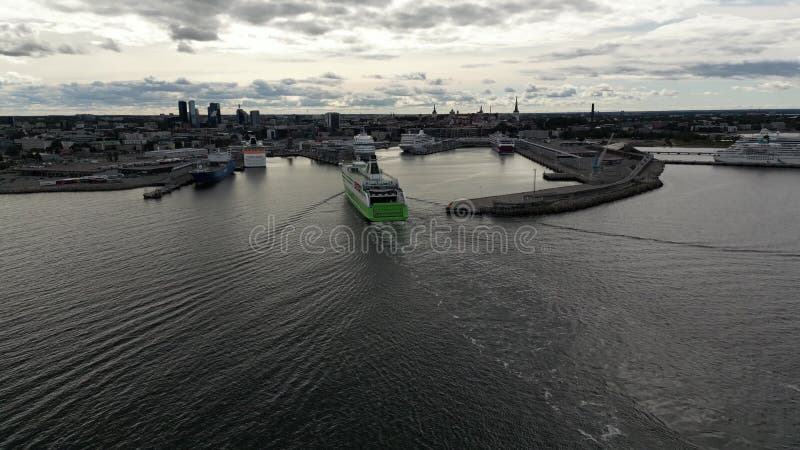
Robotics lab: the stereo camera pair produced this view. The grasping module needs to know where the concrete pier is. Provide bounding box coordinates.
[449,141,665,217]
[661,159,800,168]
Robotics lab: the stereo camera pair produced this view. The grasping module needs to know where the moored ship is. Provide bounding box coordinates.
[242,135,268,168]
[191,150,235,185]
[353,132,377,161]
[715,129,800,166]
[489,132,515,154]
[399,130,439,154]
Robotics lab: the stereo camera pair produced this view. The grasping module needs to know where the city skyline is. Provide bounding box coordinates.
[1,0,800,115]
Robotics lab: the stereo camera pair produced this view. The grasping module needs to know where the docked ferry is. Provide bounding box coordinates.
[489,132,515,154]
[341,133,408,222]
[399,130,438,154]
[242,136,268,168]
[191,150,235,185]
[715,129,800,166]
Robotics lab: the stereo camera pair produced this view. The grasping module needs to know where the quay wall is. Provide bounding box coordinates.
[486,177,663,217]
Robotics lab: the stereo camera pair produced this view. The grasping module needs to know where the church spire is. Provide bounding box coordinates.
[513,96,519,114]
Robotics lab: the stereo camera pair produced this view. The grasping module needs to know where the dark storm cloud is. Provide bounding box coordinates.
[42,0,373,39]
[685,60,800,78]
[176,42,195,53]
[0,41,52,57]
[548,43,621,59]
[98,38,121,52]
[554,59,800,80]
[56,44,84,55]
[0,73,505,112]
[0,23,85,57]
[282,20,333,36]
[362,54,398,60]
[228,1,318,24]
[345,95,398,108]
[39,0,602,42]
[0,76,340,109]
[297,73,345,86]
[46,0,225,40]
[397,72,427,81]
[169,25,219,42]
[378,0,600,30]
[375,84,415,96]
[524,84,577,98]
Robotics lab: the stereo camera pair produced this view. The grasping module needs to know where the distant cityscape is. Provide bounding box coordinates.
[2,102,800,164]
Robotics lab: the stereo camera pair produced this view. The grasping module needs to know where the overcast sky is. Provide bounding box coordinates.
[1,0,799,115]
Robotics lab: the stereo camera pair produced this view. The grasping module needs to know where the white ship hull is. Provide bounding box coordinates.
[243,151,266,167]
[400,143,429,153]
[714,152,800,166]
[715,130,800,167]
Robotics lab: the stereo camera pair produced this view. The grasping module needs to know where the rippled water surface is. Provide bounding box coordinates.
[1,148,798,449]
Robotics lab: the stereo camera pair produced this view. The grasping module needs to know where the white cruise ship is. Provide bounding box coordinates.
[715,129,800,166]
[399,130,438,154]
[353,132,377,161]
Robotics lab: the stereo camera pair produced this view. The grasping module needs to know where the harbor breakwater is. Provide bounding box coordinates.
[449,142,666,217]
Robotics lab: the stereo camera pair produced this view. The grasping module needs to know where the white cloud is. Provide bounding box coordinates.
[758,81,793,91]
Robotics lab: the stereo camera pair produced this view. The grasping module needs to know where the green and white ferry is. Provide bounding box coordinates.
[341,133,408,222]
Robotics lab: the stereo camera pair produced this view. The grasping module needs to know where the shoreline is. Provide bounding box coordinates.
[0,174,183,195]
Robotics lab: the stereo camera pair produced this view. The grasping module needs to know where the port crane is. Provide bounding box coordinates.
[593,133,615,176]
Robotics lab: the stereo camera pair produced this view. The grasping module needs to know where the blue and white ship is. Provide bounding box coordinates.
[191,150,235,185]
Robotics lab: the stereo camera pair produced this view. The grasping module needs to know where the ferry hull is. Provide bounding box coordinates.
[492,144,515,154]
[243,152,267,168]
[343,187,408,222]
[192,160,235,185]
[714,154,800,166]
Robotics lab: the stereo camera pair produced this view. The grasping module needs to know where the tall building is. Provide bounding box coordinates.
[249,110,261,128]
[188,100,197,127]
[207,102,221,127]
[236,104,248,126]
[178,101,188,123]
[513,97,520,122]
[432,104,437,120]
[324,112,340,132]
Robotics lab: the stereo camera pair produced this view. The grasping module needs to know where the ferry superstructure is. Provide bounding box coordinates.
[399,130,438,154]
[489,132,515,154]
[715,129,800,166]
